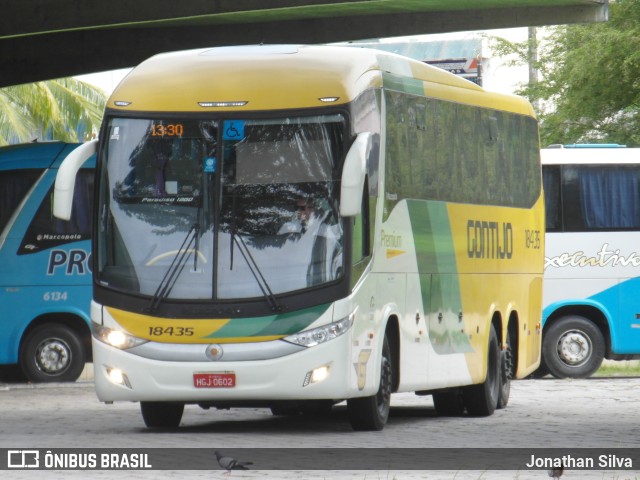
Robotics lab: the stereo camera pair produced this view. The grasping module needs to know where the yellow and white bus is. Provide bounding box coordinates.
[54,45,544,431]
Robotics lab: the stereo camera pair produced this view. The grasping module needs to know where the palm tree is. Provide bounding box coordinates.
[0,78,106,145]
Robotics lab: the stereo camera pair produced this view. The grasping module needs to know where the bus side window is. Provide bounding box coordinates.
[0,169,43,236]
[352,178,371,265]
[18,169,94,255]
[561,165,640,232]
[578,166,640,230]
[542,165,561,232]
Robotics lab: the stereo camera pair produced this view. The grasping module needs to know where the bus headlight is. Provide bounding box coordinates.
[283,313,354,348]
[93,323,148,350]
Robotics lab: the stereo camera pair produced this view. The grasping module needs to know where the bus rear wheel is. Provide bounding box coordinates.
[542,316,605,379]
[20,324,85,383]
[347,336,392,431]
[140,402,184,428]
[463,324,500,416]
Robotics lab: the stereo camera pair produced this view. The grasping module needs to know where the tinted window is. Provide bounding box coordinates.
[558,165,640,232]
[19,169,93,254]
[384,92,540,219]
[543,165,640,232]
[0,169,43,235]
[542,165,561,231]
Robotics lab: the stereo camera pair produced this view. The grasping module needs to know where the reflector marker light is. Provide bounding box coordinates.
[198,101,248,108]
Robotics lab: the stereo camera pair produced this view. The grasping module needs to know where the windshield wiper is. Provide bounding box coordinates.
[148,223,199,313]
[230,227,282,313]
[227,191,282,312]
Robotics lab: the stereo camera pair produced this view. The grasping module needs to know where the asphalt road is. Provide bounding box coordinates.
[1,375,639,480]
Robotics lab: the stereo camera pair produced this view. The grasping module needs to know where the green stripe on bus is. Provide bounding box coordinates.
[407,200,471,354]
[204,303,330,339]
[382,72,425,96]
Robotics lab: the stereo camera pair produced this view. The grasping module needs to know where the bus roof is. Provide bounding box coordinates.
[108,44,534,116]
[547,143,627,148]
[0,142,80,171]
[541,146,640,166]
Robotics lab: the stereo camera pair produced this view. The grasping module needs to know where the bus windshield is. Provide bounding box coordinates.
[98,115,346,303]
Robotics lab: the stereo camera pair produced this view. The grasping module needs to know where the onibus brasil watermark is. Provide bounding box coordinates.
[7,450,151,470]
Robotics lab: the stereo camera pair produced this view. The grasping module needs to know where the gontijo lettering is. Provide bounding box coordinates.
[467,220,513,259]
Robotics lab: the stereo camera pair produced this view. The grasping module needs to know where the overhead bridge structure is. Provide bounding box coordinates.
[1,1,608,87]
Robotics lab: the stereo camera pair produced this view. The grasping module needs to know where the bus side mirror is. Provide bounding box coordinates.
[340,132,371,217]
[53,140,98,220]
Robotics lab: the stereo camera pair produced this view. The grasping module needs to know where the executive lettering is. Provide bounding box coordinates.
[545,243,640,269]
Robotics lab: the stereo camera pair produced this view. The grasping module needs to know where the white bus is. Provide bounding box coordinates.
[54,44,544,430]
[541,144,640,378]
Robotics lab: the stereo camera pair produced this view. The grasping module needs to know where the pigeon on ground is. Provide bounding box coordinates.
[548,466,564,478]
[215,451,253,475]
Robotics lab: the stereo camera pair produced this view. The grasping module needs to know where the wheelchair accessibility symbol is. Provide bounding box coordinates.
[223,120,245,141]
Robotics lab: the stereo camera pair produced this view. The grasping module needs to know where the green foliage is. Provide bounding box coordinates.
[491,0,640,147]
[0,78,106,146]
[594,361,640,377]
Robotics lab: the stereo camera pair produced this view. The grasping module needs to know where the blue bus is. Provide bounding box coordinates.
[540,144,640,378]
[0,142,93,382]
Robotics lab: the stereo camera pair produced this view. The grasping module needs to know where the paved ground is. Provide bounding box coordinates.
[1,375,639,480]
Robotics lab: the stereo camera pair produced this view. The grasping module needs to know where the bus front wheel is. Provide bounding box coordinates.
[542,316,605,379]
[347,336,392,431]
[20,324,85,383]
[140,402,184,428]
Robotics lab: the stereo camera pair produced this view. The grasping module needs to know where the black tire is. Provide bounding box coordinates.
[542,316,605,379]
[433,388,465,416]
[497,331,513,409]
[20,324,86,383]
[140,402,184,428]
[463,324,500,417]
[347,336,393,431]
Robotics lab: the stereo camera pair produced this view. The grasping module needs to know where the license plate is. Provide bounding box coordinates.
[193,372,236,388]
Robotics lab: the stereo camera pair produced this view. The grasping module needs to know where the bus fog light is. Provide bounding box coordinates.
[106,367,131,389]
[303,364,330,387]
